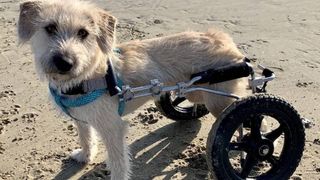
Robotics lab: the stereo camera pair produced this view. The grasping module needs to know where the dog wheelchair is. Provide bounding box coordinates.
[118,59,305,179]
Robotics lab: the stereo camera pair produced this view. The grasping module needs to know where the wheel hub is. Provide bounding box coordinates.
[259,145,270,156]
[255,140,274,159]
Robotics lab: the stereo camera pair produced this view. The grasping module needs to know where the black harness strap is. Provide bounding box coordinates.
[106,59,121,96]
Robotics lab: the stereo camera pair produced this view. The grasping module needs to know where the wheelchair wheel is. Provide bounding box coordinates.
[206,94,305,180]
[154,92,209,121]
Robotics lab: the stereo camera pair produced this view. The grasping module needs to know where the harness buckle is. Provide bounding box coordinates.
[177,82,187,97]
[120,85,134,102]
[150,79,162,97]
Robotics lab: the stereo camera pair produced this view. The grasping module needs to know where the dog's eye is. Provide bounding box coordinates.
[77,29,89,39]
[45,24,57,35]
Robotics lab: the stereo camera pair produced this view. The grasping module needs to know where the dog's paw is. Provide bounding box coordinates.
[70,149,91,163]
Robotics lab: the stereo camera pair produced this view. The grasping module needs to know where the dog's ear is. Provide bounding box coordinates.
[97,11,117,53]
[18,1,41,44]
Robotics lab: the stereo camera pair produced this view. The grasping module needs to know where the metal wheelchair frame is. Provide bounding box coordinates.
[119,63,275,103]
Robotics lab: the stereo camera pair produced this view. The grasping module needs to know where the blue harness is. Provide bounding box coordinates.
[49,55,126,119]
[50,85,125,117]
[50,88,107,115]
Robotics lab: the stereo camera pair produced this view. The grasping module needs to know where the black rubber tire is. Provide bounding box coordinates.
[154,92,209,121]
[206,94,305,180]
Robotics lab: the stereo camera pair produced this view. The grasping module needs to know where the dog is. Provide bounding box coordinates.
[18,0,249,179]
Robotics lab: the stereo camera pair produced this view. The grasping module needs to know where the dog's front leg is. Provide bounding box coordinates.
[91,116,131,180]
[71,121,98,163]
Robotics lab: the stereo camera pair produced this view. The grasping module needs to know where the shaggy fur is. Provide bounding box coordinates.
[18,0,250,179]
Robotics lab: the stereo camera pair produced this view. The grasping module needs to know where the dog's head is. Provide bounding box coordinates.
[18,0,116,87]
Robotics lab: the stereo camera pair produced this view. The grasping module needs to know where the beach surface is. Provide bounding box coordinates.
[0,0,319,179]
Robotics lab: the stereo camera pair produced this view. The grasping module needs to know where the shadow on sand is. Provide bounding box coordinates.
[54,119,205,180]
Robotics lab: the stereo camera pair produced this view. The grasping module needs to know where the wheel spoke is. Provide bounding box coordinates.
[265,126,284,142]
[250,116,263,140]
[171,97,186,106]
[228,142,248,152]
[192,104,198,116]
[267,155,280,169]
[240,154,257,178]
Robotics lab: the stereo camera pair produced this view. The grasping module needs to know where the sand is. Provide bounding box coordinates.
[0,0,319,179]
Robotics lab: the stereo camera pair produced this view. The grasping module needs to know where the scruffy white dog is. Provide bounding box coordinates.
[18,0,248,179]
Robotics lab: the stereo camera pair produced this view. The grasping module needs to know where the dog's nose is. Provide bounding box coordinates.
[52,54,73,73]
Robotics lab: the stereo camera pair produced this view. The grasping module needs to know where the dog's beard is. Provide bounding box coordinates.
[47,73,74,81]
[45,60,103,92]
[47,73,84,92]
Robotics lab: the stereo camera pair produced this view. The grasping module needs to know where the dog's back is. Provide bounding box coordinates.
[117,29,245,86]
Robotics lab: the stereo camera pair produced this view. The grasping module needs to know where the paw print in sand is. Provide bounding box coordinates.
[0,105,21,134]
[9,105,21,115]
[21,113,39,123]
[0,105,20,117]
[0,90,16,99]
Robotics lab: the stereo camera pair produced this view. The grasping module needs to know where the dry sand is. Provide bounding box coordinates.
[0,0,319,179]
